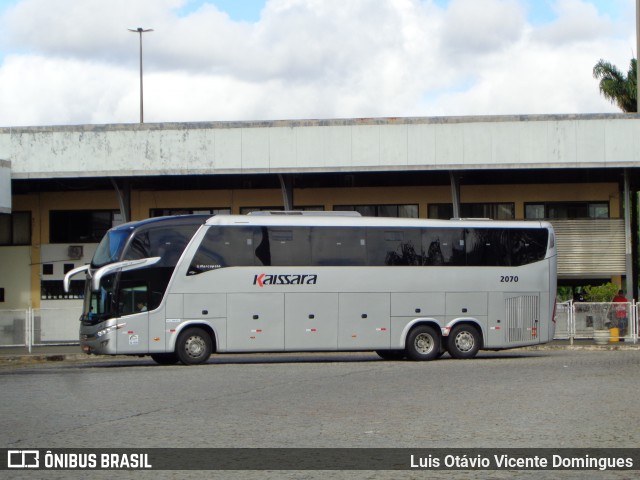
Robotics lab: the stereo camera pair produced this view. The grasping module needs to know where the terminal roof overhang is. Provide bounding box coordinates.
[2,114,640,188]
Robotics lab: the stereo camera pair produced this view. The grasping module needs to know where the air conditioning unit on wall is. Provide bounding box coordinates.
[67,245,83,260]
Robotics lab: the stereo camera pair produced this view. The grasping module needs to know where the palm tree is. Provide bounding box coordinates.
[592,58,637,112]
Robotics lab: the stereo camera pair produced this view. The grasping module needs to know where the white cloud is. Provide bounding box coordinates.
[0,0,633,126]
[533,0,616,45]
[441,0,526,57]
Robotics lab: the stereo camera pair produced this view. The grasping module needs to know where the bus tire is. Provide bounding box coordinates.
[447,324,481,359]
[150,353,179,365]
[406,325,440,361]
[376,349,405,360]
[176,327,212,365]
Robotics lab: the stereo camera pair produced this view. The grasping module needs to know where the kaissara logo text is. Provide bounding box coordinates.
[253,273,318,287]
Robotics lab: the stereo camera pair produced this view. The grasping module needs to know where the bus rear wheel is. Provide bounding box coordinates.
[406,325,440,361]
[176,327,212,365]
[447,324,481,359]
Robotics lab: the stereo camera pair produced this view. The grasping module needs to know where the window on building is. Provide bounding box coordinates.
[150,208,231,217]
[428,203,514,220]
[0,211,31,246]
[333,204,418,218]
[49,210,122,243]
[41,280,84,300]
[524,202,609,219]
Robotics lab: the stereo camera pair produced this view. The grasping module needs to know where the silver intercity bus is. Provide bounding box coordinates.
[65,213,557,365]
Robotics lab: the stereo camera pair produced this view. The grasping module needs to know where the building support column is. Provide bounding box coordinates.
[624,169,635,299]
[110,178,131,223]
[278,174,293,211]
[449,171,461,218]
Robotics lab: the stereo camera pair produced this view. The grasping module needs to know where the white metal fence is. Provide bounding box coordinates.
[0,307,81,351]
[553,301,638,344]
[0,302,638,350]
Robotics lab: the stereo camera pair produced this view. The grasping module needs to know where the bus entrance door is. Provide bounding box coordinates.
[116,282,150,354]
[116,311,149,354]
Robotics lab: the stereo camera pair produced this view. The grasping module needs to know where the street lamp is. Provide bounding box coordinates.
[128,27,153,123]
[637,0,640,112]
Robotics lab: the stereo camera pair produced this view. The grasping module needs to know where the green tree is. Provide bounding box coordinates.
[583,282,619,303]
[583,282,620,330]
[592,58,637,113]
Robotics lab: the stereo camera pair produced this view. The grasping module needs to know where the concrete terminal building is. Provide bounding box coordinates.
[1,113,638,314]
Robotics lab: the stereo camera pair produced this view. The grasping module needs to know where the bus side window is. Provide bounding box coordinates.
[148,226,201,267]
[311,227,366,266]
[125,232,151,260]
[118,282,149,316]
[264,227,311,266]
[188,226,255,274]
[465,228,511,266]
[366,228,422,266]
[511,229,548,265]
[422,228,464,266]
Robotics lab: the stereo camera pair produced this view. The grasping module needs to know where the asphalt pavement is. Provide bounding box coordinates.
[1,339,638,366]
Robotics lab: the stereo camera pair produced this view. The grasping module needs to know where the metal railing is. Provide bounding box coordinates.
[554,300,638,345]
[0,307,81,351]
[0,302,637,349]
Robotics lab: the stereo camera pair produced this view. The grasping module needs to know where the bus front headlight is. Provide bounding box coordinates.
[96,323,125,338]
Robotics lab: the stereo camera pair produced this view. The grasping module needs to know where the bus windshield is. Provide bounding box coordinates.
[82,273,116,323]
[92,229,131,268]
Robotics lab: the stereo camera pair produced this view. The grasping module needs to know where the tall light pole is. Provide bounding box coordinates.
[128,27,153,123]
[637,0,640,112]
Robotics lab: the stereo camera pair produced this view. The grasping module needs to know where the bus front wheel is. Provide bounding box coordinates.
[447,324,481,359]
[176,327,212,365]
[406,325,440,361]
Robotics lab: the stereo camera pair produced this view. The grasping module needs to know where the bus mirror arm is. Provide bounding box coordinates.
[63,264,90,293]
[91,257,162,291]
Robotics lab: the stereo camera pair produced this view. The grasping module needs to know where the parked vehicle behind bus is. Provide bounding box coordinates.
[65,212,557,365]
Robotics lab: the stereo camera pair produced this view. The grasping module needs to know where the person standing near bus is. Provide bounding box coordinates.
[612,290,628,337]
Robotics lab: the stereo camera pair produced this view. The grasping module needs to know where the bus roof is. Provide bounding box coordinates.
[205,213,551,230]
[110,214,211,232]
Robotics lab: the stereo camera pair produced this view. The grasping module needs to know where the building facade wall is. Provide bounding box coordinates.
[3,115,640,180]
[1,114,637,312]
[4,179,623,310]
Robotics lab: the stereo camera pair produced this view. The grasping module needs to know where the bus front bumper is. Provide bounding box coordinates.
[79,321,125,355]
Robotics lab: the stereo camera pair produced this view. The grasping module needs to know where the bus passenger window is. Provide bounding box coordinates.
[311,227,366,266]
[465,229,511,266]
[118,283,149,316]
[188,226,256,274]
[511,229,548,265]
[366,228,422,266]
[264,227,311,266]
[422,228,464,266]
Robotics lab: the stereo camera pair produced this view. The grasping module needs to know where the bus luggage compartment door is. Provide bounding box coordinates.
[227,293,285,351]
[285,293,338,350]
[338,293,391,350]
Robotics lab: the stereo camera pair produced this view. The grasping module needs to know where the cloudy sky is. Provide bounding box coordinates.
[0,0,636,126]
